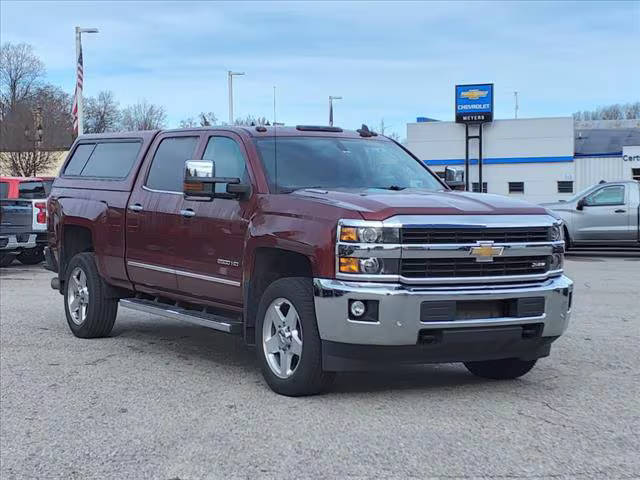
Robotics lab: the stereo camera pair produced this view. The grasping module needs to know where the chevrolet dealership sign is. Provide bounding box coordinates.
[456,84,494,124]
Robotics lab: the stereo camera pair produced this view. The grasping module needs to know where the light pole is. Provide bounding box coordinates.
[75,26,99,135]
[329,96,342,126]
[514,91,519,119]
[228,71,245,125]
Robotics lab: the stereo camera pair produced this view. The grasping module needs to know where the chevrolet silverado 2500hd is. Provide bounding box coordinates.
[46,126,573,396]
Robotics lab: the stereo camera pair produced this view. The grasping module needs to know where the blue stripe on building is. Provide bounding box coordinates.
[424,156,574,166]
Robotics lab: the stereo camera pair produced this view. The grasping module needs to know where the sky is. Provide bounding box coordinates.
[1,1,639,138]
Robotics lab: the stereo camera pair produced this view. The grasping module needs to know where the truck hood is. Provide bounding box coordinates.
[291,188,549,220]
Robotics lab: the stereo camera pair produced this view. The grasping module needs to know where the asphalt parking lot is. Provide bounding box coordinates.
[1,257,639,480]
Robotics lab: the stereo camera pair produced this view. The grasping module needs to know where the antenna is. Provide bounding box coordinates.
[273,85,278,194]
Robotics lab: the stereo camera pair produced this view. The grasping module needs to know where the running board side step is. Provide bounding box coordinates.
[119,298,242,334]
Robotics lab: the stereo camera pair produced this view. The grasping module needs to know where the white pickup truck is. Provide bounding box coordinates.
[542,180,640,248]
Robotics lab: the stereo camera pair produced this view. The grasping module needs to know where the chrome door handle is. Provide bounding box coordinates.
[180,209,195,218]
[614,209,626,213]
[128,204,143,212]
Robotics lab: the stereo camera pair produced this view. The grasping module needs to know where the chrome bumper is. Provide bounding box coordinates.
[313,275,573,346]
[0,234,37,251]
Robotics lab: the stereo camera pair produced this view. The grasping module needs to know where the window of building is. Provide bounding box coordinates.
[146,137,199,192]
[557,181,573,193]
[508,182,524,193]
[202,136,249,193]
[633,168,640,182]
[472,182,487,193]
[585,185,625,206]
[80,141,141,178]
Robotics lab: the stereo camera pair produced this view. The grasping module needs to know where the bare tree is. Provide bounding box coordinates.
[234,114,269,126]
[0,85,72,176]
[0,42,45,117]
[573,102,640,121]
[84,91,120,133]
[120,99,166,131]
[179,111,218,128]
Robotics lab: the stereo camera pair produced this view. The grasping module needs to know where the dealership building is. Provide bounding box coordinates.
[406,103,640,204]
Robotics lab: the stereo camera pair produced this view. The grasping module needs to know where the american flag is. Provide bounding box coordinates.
[71,46,83,134]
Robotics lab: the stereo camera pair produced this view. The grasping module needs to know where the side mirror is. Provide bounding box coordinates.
[576,198,586,210]
[183,159,251,200]
[444,166,465,189]
[184,160,215,199]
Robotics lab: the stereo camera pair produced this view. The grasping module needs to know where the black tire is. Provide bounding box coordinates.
[563,226,572,251]
[0,254,15,267]
[255,277,334,396]
[64,252,118,338]
[464,358,537,380]
[17,247,44,265]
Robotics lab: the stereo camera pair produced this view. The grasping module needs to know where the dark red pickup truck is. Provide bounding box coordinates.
[46,125,573,395]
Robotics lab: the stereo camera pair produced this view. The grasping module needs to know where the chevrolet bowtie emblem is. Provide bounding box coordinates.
[469,242,504,262]
[460,89,488,101]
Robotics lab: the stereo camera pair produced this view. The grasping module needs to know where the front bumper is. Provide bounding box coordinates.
[313,275,573,370]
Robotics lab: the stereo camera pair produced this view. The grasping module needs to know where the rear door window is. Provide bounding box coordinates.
[18,181,47,199]
[146,136,199,192]
[64,144,95,175]
[80,142,141,178]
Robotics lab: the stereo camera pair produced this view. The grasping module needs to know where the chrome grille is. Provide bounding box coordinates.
[400,227,550,244]
[401,256,550,278]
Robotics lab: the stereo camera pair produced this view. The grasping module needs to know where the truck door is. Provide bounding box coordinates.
[126,132,202,293]
[573,184,629,242]
[173,133,252,307]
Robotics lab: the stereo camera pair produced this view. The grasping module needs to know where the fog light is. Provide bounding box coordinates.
[350,300,366,318]
[359,257,381,274]
[550,253,563,270]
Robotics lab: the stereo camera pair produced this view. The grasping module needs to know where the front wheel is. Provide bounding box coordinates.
[255,277,334,396]
[464,358,537,380]
[17,247,44,265]
[64,252,118,338]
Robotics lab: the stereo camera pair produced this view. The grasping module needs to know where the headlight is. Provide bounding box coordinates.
[339,225,399,243]
[339,257,399,275]
[550,225,562,242]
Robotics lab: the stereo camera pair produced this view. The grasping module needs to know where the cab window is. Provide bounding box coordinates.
[146,136,199,192]
[202,136,249,194]
[584,185,625,206]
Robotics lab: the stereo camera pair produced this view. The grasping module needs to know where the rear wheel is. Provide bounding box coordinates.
[464,358,537,380]
[64,252,118,338]
[17,247,44,265]
[255,277,334,396]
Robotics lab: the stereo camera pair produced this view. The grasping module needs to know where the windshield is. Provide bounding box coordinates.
[254,136,444,193]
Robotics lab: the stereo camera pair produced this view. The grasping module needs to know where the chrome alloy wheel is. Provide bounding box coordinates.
[262,297,303,379]
[67,266,89,325]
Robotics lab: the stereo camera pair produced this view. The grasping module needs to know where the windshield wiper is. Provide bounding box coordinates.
[371,185,406,191]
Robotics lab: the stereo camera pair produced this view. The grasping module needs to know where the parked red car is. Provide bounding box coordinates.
[0,176,53,266]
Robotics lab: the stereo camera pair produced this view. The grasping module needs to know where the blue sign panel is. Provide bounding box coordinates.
[455,83,494,123]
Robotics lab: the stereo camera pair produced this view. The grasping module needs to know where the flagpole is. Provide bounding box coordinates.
[74,26,98,136]
[75,27,83,135]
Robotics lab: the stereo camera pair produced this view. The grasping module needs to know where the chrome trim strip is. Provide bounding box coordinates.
[401,242,563,258]
[126,261,241,287]
[336,270,564,284]
[381,214,562,229]
[142,185,182,195]
[337,243,402,258]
